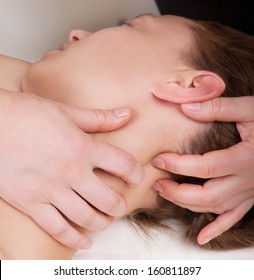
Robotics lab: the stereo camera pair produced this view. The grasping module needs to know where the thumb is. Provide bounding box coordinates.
[62,106,132,132]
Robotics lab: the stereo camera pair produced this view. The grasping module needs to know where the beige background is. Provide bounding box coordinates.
[0,0,159,61]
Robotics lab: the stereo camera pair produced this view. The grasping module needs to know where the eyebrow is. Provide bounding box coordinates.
[134,13,154,19]
[117,13,154,26]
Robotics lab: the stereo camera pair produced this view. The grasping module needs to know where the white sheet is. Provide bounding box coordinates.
[73,218,254,260]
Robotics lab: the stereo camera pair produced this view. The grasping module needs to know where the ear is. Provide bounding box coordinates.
[150,71,225,104]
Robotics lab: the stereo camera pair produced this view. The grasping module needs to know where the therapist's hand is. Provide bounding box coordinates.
[0,89,143,249]
[152,96,254,245]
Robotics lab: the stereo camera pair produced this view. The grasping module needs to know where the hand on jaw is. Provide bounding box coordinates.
[0,88,143,249]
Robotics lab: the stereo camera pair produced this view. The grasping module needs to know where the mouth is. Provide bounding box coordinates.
[42,43,68,59]
[58,43,68,50]
[42,49,59,59]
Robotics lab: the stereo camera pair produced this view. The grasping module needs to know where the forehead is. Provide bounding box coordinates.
[155,14,193,26]
[146,15,194,65]
[152,15,194,39]
[131,14,194,57]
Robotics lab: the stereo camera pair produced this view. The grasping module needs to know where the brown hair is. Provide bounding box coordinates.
[128,20,254,250]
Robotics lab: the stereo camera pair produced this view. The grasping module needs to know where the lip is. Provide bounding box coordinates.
[42,43,68,59]
[58,43,68,50]
[42,49,59,59]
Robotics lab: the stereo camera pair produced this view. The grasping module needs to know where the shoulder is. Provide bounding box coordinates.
[0,55,30,91]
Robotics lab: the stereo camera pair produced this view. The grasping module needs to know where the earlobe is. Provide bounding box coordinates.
[151,72,226,104]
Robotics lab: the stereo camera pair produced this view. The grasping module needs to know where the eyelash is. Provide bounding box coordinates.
[118,18,133,27]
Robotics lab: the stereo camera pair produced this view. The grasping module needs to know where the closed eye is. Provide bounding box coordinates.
[118,18,133,27]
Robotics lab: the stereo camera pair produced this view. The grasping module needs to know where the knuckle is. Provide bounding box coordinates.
[197,159,216,178]
[211,207,224,215]
[91,217,110,231]
[18,177,49,204]
[50,222,68,237]
[80,213,95,227]
[121,155,137,176]
[94,109,107,129]
[49,159,76,178]
[103,195,122,214]
[79,211,111,230]
[19,186,38,204]
[202,191,220,212]
[55,161,69,175]
[211,97,222,118]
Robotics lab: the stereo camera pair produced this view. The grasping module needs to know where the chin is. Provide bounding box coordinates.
[42,49,60,59]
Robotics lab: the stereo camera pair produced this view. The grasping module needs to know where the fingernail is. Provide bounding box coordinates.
[152,158,165,169]
[182,102,201,111]
[153,182,162,192]
[114,108,130,118]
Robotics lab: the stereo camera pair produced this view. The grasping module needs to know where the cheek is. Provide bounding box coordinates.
[23,60,61,99]
[123,165,167,214]
[95,165,167,216]
[23,56,85,104]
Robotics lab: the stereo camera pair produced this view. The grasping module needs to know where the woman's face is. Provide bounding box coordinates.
[22,15,202,215]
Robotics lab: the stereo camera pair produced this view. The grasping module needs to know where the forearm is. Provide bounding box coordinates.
[0,198,76,259]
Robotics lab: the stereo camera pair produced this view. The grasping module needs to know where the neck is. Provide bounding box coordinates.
[0,55,30,92]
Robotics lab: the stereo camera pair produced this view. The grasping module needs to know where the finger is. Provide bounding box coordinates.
[154,179,224,212]
[62,106,132,132]
[91,141,144,185]
[154,175,253,212]
[73,173,128,216]
[161,191,253,214]
[153,179,204,204]
[153,143,248,178]
[237,122,254,142]
[31,203,92,249]
[181,96,254,122]
[212,190,254,214]
[197,199,254,245]
[50,188,113,231]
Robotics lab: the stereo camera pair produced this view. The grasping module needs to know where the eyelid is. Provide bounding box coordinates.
[118,18,134,27]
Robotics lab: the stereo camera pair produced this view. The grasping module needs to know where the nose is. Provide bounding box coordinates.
[68,29,91,43]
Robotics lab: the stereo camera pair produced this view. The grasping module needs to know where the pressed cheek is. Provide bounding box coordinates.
[124,165,168,214]
[94,163,167,216]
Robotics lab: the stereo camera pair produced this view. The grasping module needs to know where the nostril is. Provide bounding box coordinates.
[68,30,81,43]
[68,29,90,43]
[72,36,79,42]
